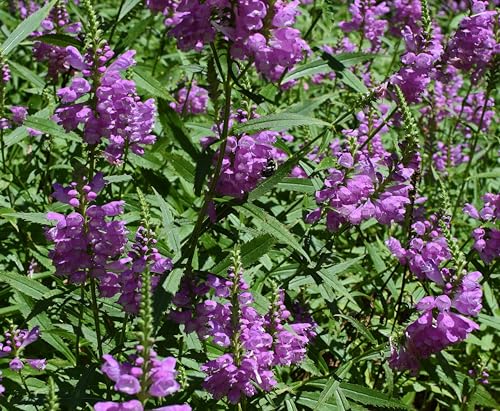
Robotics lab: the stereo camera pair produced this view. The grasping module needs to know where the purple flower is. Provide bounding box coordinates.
[173,266,313,403]
[1,62,11,83]
[445,2,498,82]
[94,400,143,411]
[112,227,172,313]
[10,106,28,124]
[452,271,482,316]
[306,106,419,231]
[170,81,208,115]
[0,326,45,372]
[202,111,291,199]
[98,349,184,407]
[32,2,82,80]
[9,357,24,371]
[464,193,500,263]
[390,295,479,374]
[168,0,309,81]
[53,43,157,164]
[339,0,389,50]
[391,25,443,102]
[46,175,128,286]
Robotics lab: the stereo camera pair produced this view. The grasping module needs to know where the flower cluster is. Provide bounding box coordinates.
[444,1,498,82]
[464,193,500,263]
[8,0,39,19]
[33,1,83,81]
[432,141,469,173]
[1,62,10,84]
[103,226,173,314]
[170,81,208,115]
[171,265,315,403]
[167,0,309,81]
[339,0,389,50]
[0,326,46,372]
[306,107,419,231]
[389,0,421,36]
[46,173,128,288]
[391,25,443,102]
[202,110,290,199]
[54,45,157,164]
[95,349,190,411]
[387,219,483,373]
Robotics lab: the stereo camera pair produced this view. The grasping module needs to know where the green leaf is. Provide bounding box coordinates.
[133,67,174,101]
[323,257,363,276]
[162,267,184,295]
[478,313,500,331]
[4,126,29,147]
[7,60,45,88]
[117,0,141,21]
[1,212,49,225]
[277,178,316,193]
[318,270,361,309]
[0,271,51,300]
[152,188,181,255]
[338,70,369,94]
[284,60,331,82]
[470,385,500,408]
[233,113,329,134]
[236,203,310,263]
[212,234,275,274]
[23,116,80,141]
[34,33,82,47]
[15,292,76,364]
[166,153,195,183]
[158,100,200,160]
[0,0,57,55]
[334,314,376,344]
[334,387,352,411]
[339,383,408,409]
[314,378,341,411]
[104,174,133,184]
[284,53,375,82]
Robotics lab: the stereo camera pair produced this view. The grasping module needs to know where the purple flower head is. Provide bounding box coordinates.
[99,349,183,407]
[170,81,208,115]
[445,4,498,82]
[168,0,309,81]
[464,193,500,263]
[46,176,128,285]
[32,2,83,80]
[53,44,157,164]
[307,106,419,231]
[203,111,291,199]
[114,227,172,313]
[173,264,313,402]
[339,0,389,50]
[10,106,28,124]
[452,271,482,316]
[1,63,11,84]
[94,400,143,411]
[391,25,443,102]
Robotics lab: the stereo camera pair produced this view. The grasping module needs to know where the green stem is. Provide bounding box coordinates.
[185,44,233,271]
[75,283,85,365]
[108,0,126,44]
[90,276,104,359]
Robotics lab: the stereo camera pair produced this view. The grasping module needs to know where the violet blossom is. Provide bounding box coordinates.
[464,193,500,263]
[170,81,209,115]
[45,173,129,288]
[0,326,46,372]
[53,44,157,164]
